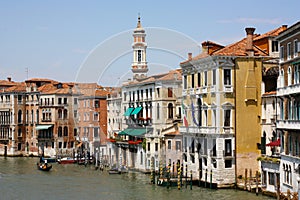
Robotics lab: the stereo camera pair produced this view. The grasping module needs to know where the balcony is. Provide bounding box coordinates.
[277,84,300,96]
[201,86,208,94]
[210,85,216,93]
[223,85,233,93]
[189,88,195,95]
[277,120,300,130]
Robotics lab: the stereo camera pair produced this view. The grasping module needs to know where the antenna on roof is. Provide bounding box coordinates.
[25,67,29,80]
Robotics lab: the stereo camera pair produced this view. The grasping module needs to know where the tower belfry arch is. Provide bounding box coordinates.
[131,15,148,80]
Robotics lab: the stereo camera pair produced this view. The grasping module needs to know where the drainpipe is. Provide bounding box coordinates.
[234,57,238,188]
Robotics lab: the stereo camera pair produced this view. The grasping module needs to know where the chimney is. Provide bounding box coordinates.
[188,53,192,60]
[7,77,11,82]
[245,27,255,56]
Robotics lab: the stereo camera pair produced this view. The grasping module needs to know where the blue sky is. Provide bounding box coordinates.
[0,0,299,86]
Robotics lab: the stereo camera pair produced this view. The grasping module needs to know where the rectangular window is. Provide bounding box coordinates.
[157,103,160,120]
[280,46,284,60]
[272,41,279,52]
[63,142,67,148]
[268,172,275,185]
[58,98,62,104]
[123,92,126,101]
[147,142,150,151]
[168,140,171,149]
[183,75,187,89]
[287,42,291,59]
[94,128,99,138]
[156,88,160,98]
[224,69,231,85]
[74,98,78,105]
[64,98,67,104]
[225,139,232,156]
[204,71,207,86]
[94,100,99,108]
[176,141,181,151]
[155,143,158,151]
[74,110,77,118]
[225,159,232,168]
[168,87,173,97]
[212,69,216,85]
[212,139,216,157]
[150,88,152,98]
[93,112,99,121]
[294,40,298,57]
[191,74,195,88]
[224,110,231,127]
[197,72,201,87]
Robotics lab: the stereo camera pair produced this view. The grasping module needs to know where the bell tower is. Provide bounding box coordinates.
[131,15,148,80]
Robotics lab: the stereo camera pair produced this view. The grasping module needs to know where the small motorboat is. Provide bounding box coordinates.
[37,162,52,171]
[57,157,76,164]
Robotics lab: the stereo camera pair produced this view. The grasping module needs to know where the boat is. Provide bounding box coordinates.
[37,162,52,171]
[57,157,76,164]
[108,166,128,174]
[41,157,57,163]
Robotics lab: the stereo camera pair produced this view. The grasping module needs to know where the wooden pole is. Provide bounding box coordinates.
[255,171,259,196]
[244,168,248,190]
[190,170,193,190]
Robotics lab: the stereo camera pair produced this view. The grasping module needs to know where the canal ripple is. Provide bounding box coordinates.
[0,157,272,200]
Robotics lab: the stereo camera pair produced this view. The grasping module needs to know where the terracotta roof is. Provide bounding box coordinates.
[181,26,287,63]
[164,130,181,136]
[254,25,287,41]
[2,82,26,92]
[0,80,18,87]
[124,69,182,86]
[38,82,80,95]
[262,91,276,96]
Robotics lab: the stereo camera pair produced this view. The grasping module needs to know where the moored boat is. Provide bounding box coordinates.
[57,157,76,164]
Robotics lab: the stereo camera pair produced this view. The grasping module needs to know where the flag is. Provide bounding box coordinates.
[182,102,188,128]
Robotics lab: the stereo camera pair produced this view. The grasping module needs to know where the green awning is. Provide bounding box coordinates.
[128,128,146,136]
[118,131,127,135]
[131,107,142,115]
[35,125,53,130]
[123,107,134,116]
[118,128,146,136]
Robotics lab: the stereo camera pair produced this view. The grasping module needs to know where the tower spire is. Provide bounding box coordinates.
[137,13,142,28]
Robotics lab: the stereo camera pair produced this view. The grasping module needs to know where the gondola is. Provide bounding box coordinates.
[37,162,52,171]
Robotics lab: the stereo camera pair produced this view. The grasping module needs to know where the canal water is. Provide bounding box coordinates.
[0,157,272,200]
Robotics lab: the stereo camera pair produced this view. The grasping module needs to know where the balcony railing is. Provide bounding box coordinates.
[223,85,233,93]
[277,84,300,96]
[277,120,300,130]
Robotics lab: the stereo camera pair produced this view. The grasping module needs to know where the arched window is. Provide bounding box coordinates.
[280,69,284,88]
[18,110,22,124]
[288,66,292,86]
[63,109,68,119]
[64,126,68,136]
[168,103,173,119]
[58,126,62,137]
[58,109,62,119]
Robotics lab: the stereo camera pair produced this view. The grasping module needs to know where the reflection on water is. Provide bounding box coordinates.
[0,157,272,200]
